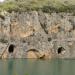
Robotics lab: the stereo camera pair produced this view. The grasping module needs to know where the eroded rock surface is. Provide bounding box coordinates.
[0,11,75,59]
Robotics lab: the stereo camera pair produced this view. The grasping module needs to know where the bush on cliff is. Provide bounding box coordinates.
[0,0,75,13]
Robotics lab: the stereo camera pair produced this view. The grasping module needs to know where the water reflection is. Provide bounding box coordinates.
[0,59,75,75]
[7,59,14,75]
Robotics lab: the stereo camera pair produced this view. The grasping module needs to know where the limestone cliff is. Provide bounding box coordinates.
[0,11,75,59]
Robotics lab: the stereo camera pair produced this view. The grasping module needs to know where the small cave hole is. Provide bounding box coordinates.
[57,47,65,54]
[8,44,15,53]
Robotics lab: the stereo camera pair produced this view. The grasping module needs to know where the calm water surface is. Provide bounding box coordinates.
[0,59,75,75]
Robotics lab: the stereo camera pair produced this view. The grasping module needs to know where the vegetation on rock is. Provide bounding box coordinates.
[0,0,75,13]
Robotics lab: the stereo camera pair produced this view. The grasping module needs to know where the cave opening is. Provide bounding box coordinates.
[8,44,15,53]
[57,47,65,54]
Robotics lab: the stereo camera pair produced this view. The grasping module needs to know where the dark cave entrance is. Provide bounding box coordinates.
[8,44,15,53]
[57,47,65,54]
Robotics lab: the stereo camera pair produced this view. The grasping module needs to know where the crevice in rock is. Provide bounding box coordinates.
[27,49,39,52]
[39,54,45,59]
[48,37,52,42]
[38,12,48,34]
[40,23,48,34]
[69,19,75,30]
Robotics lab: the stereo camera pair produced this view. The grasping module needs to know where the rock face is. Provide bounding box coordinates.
[0,11,75,59]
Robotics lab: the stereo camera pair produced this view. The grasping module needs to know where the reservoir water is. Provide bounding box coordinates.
[0,59,75,75]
